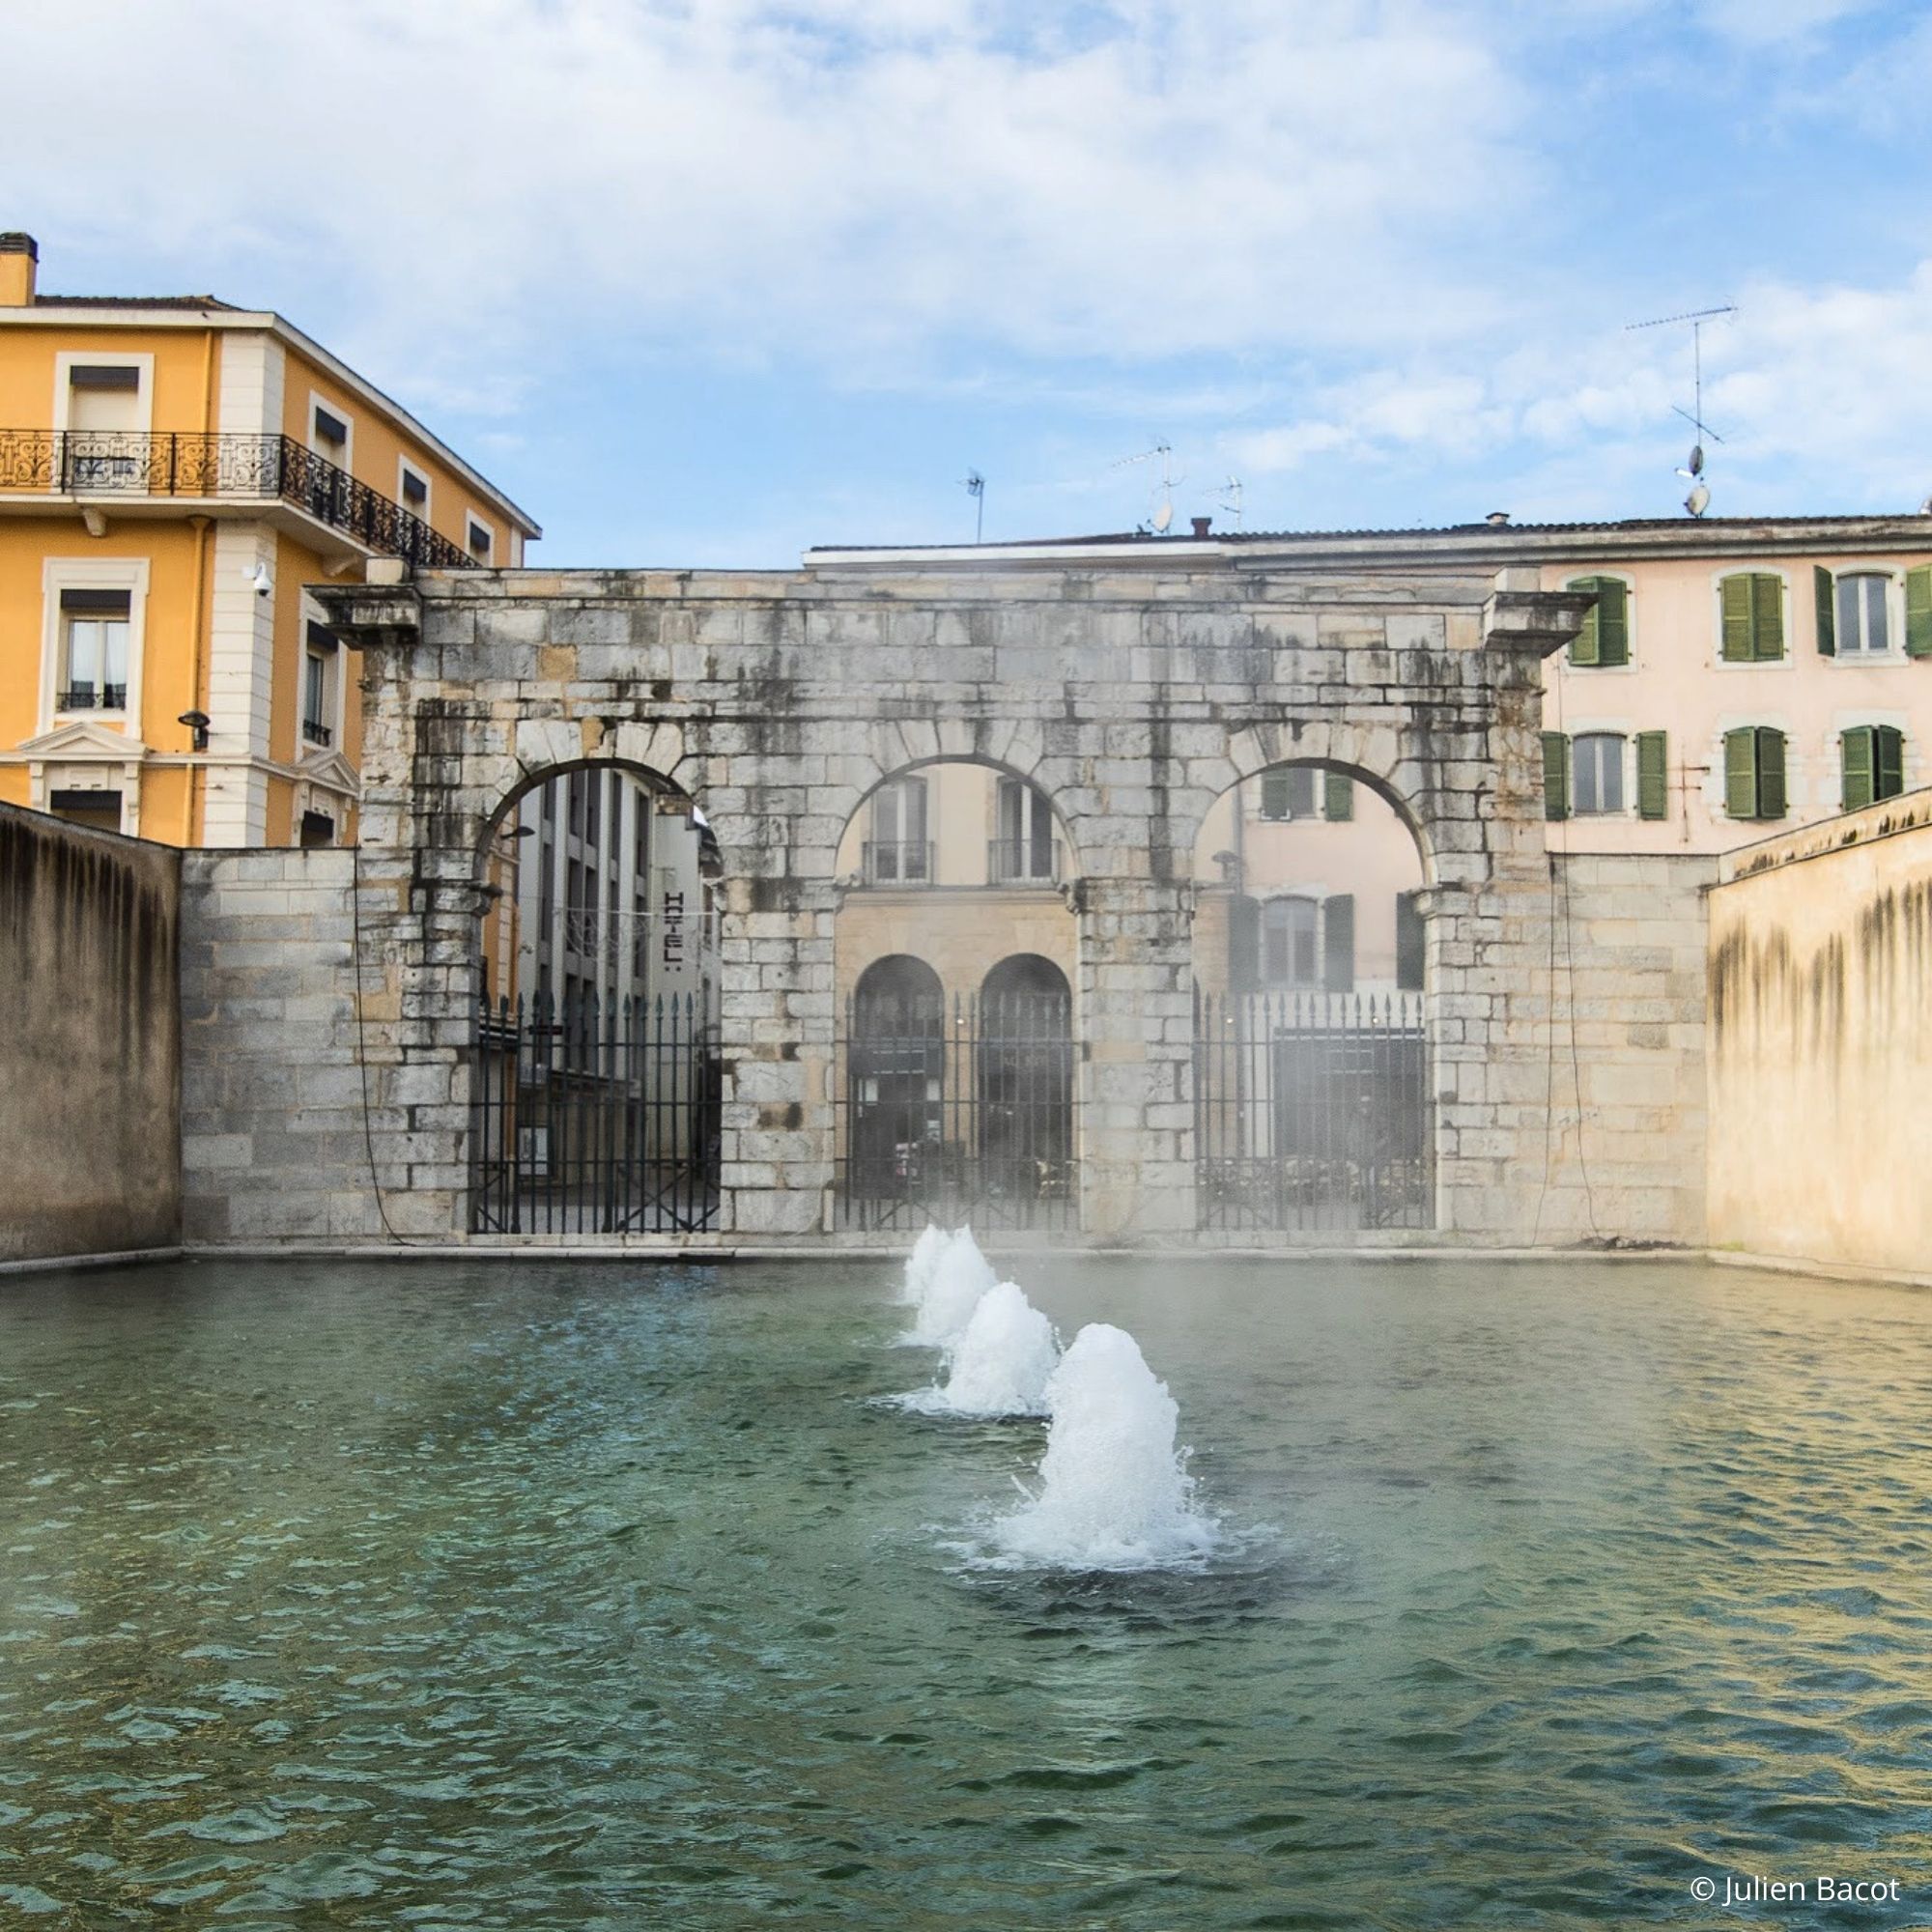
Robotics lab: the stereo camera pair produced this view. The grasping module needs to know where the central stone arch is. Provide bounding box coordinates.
[316,558,1589,1247]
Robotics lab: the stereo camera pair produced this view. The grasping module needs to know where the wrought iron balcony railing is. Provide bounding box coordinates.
[987,837,1063,885]
[302,718,333,748]
[0,430,479,570]
[862,839,935,885]
[58,683,127,712]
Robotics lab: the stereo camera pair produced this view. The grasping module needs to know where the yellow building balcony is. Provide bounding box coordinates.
[0,428,478,570]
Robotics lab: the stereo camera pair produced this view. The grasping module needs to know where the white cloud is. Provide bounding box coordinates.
[8,0,1530,403]
[1224,263,1932,516]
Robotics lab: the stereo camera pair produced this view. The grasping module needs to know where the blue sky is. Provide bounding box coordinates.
[13,1,1932,563]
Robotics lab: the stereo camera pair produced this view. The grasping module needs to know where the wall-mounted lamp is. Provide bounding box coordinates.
[178,709,211,752]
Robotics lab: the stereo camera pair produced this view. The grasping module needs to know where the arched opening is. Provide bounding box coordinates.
[846,954,946,1218]
[471,760,722,1235]
[1192,761,1432,1232]
[832,760,1080,1231]
[976,954,1074,1213]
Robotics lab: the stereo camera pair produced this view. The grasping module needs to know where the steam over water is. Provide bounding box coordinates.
[5,1255,1932,1928]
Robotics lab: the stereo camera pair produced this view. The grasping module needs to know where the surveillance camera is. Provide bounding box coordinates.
[243,561,273,597]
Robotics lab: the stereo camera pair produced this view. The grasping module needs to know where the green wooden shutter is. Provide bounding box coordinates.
[1322,894,1355,992]
[1395,891,1425,991]
[1876,725,1905,802]
[1723,727,1757,818]
[1569,577,1601,667]
[1596,579,1630,667]
[1814,566,1835,656]
[1542,731,1570,820]
[1720,576,1753,662]
[1756,727,1787,818]
[1322,771,1352,820]
[1841,725,1874,812]
[1906,567,1932,658]
[1636,731,1668,819]
[1751,575,1784,660]
[1260,771,1290,820]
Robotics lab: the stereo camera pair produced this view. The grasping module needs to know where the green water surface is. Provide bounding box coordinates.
[2,1255,1930,1929]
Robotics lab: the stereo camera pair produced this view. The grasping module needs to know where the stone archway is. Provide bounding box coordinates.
[315,562,1590,1247]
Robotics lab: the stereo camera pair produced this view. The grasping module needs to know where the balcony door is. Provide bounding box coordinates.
[869,776,928,883]
[994,778,1055,882]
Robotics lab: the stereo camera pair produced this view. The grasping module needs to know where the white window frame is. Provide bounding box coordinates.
[1569,729,1632,817]
[51,352,154,436]
[41,555,150,734]
[1710,566,1792,671]
[465,509,496,563]
[397,457,432,522]
[1827,563,1903,661]
[307,391,355,471]
[1558,570,1637,674]
[298,594,346,755]
[1259,892,1322,989]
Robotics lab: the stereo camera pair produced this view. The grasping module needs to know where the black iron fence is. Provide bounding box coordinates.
[836,991,1077,1232]
[1195,988,1433,1231]
[0,429,477,569]
[472,991,720,1234]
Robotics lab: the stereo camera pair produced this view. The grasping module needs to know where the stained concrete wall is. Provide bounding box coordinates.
[0,802,181,1260]
[179,849,455,1243]
[1708,789,1932,1277]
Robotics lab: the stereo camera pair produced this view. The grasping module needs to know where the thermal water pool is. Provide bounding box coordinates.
[2,1255,1929,1928]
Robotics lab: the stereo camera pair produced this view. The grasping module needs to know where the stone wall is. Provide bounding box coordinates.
[179,848,462,1245]
[0,802,180,1261]
[1707,789,1932,1277]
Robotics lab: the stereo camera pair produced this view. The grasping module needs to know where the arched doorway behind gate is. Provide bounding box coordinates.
[1192,760,1433,1232]
[833,760,1079,1232]
[470,760,723,1235]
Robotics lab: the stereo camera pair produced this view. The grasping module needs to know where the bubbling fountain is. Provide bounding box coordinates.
[900,1224,950,1306]
[993,1322,1218,1570]
[908,1227,997,1347]
[901,1281,1060,1418]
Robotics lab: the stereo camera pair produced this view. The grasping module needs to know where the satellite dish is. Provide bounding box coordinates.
[1151,500,1174,533]
[1688,443,1705,476]
[1685,481,1711,518]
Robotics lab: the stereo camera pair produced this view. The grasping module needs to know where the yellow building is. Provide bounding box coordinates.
[0,232,538,845]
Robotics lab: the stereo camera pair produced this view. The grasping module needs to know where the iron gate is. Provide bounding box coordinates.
[1195,989,1433,1231]
[836,992,1078,1232]
[472,991,720,1233]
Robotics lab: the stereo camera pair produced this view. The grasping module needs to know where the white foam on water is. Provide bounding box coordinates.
[906,1227,996,1347]
[899,1224,951,1306]
[987,1322,1218,1571]
[896,1282,1060,1418]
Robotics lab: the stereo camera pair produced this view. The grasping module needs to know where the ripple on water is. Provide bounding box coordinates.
[6,1255,1932,1930]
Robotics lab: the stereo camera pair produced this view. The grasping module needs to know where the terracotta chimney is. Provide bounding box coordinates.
[0,234,38,306]
[1191,516,1212,538]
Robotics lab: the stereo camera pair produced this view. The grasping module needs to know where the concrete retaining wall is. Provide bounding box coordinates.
[0,802,181,1260]
[1708,789,1932,1276]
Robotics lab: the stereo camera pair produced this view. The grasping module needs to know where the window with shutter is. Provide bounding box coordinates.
[1322,771,1352,820]
[1567,577,1630,668]
[1541,731,1570,821]
[1260,771,1291,820]
[1815,566,1836,656]
[1572,734,1627,814]
[1906,566,1932,659]
[1719,574,1784,662]
[1755,727,1787,819]
[1395,892,1425,991]
[1723,728,1758,818]
[1841,725,1875,811]
[1321,894,1355,992]
[1876,725,1905,801]
[1833,572,1892,655]
[1636,731,1668,820]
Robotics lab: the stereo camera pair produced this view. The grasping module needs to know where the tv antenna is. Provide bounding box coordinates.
[1627,303,1736,516]
[961,469,985,544]
[1115,440,1182,533]
[1218,475,1245,530]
